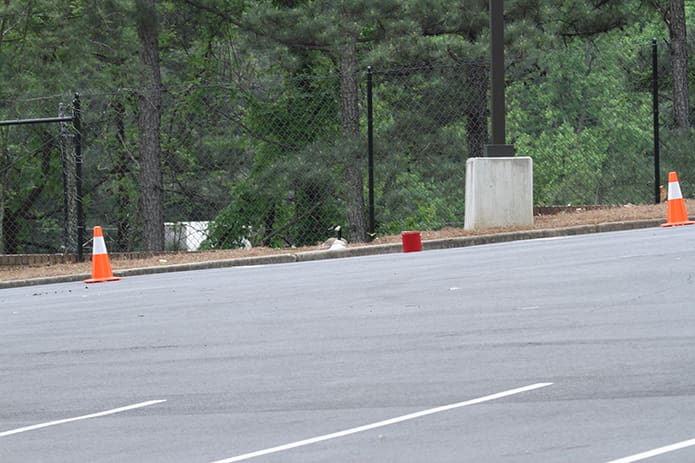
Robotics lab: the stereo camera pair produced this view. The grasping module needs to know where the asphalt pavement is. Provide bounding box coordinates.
[0,218,663,289]
[2,225,695,462]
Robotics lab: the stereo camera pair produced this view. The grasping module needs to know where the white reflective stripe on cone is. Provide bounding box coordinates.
[93,236,108,255]
[669,181,683,200]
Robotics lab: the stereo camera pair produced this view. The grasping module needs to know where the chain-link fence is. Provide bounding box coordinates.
[0,95,82,256]
[371,62,489,235]
[1,39,692,256]
[508,38,656,207]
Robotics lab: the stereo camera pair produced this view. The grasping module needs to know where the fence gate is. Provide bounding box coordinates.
[0,93,85,261]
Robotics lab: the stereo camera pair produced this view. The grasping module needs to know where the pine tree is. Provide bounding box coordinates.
[648,0,690,128]
[135,0,165,251]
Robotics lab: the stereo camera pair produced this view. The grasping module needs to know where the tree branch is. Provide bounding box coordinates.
[180,0,331,52]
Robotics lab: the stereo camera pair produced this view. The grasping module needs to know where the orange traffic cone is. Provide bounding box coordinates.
[661,171,695,227]
[84,226,122,283]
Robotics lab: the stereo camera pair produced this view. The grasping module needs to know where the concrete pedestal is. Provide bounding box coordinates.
[464,157,533,230]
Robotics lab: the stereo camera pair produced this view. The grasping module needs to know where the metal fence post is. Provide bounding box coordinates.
[59,103,69,252]
[652,38,660,204]
[73,93,85,262]
[367,66,375,240]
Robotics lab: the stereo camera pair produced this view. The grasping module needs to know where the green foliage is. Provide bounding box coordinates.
[375,167,463,234]
[508,32,653,205]
[366,63,476,232]
[541,0,640,38]
[206,71,343,248]
[205,139,344,248]
[0,123,64,253]
[659,128,695,195]
[1,0,693,254]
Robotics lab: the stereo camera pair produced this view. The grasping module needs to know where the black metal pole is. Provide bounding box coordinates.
[0,116,73,126]
[59,103,69,251]
[484,0,514,157]
[367,66,375,240]
[490,0,505,145]
[652,38,660,204]
[73,93,85,262]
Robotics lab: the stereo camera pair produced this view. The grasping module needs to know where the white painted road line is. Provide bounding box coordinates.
[0,400,166,437]
[605,438,695,463]
[210,382,553,463]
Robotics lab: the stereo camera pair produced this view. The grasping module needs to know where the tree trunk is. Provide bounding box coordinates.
[339,40,367,242]
[136,0,164,251]
[668,0,690,128]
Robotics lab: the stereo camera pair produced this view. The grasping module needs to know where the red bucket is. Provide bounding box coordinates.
[401,231,422,252]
